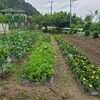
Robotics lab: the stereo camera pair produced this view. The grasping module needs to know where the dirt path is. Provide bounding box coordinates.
[0,36,100,100]
[62,35,100,66]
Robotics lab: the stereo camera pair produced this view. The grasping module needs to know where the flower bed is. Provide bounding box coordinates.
[55,35,100,95]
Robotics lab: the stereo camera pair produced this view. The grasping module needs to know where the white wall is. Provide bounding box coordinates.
[0,23,9,34]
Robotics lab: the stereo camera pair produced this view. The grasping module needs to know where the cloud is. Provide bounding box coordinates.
[25,0,100,18]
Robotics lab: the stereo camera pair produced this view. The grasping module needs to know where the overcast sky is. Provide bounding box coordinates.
[25,0,100,19]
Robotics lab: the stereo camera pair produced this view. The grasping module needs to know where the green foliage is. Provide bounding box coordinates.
[0,4,6,10]
[72,28,78,34]
[97,84,100,93]
[84,22,91,31]
[0,80,7,85]
[84,10,100,34]
[23,42,55,82]
[68,29,73,34]
[32,12,83,29]
[90,23,98,32]
[84,15,92,23]
[42,27,48,33]
[0,14,26,23]
[0,15,9,23]
[0,31,40,77]
[53,12,68,28]
[85,30,90,36]
[92,31,99,38]
[51,28,61,34]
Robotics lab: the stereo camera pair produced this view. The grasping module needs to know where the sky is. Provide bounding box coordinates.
[25,0,100,19]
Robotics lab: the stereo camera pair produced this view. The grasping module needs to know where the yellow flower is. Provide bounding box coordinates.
[92,71,96,74]
[83,78,86,81]
[89,84,93,88]
[82,60,84,63]
[96,76,99,79]
[84,66,86,68]
[75,62,77,65]
[91,76,94,78]
[92,65,94,68]
[98,68,100,71]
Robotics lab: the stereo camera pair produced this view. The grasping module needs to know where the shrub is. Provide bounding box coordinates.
[85,30,90,36]
[42,27,48,33]
[92,31,98,38]
[51,28,59,34]
[72,28,78,34]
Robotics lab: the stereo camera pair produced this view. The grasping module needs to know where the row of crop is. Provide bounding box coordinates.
[55,35,100,95]
[0,31,44,77]
[22,40,55,82]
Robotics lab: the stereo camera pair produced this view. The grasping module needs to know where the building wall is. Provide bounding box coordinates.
[0,23,9,34]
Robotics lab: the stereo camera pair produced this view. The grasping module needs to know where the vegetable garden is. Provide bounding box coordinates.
[0,31,55,83]
[0,31,100,100]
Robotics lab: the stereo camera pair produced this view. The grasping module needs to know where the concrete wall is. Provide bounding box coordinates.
[0,23,9,34]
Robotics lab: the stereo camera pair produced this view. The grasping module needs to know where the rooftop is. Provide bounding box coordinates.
[0,8,26,14]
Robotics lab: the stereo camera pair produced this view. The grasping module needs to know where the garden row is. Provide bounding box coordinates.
[0,31,47,77]
[55,35,100,95]
[22,41,55,82]
[0,31,55,83]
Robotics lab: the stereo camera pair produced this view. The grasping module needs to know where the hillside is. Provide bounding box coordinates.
[0,0,40,15]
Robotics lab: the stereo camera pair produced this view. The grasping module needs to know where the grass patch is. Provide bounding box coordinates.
[0,80,8,85]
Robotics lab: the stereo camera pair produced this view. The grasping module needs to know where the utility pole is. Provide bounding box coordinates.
[70,0,72,29]
[69,0,77,29]
[99,12,100,34]
[49,1,53,14]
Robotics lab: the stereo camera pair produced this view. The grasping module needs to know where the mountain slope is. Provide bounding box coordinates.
[0,0,40,15]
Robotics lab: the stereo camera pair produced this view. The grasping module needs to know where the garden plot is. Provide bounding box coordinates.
[62,35,100,66]
[55,35,100,95]
[0,34,100,100]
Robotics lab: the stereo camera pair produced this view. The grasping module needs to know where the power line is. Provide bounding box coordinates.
[61,3,70,9]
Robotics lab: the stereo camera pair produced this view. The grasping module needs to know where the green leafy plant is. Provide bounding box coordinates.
[0,31,44,77]
[85,30,90,36]
[92,31,98,38]
[72,28,78,34]
[23,42,55,82]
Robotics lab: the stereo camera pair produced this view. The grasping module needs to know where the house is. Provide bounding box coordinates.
[0,8,28,28]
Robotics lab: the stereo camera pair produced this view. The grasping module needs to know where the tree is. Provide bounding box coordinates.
[53,12,67,28]
[32,11,84,31]
[84,14,93,23]
[84,10,100,33]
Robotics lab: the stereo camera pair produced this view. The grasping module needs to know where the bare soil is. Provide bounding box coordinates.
[62,35,100,66]
[0,35,100,100]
